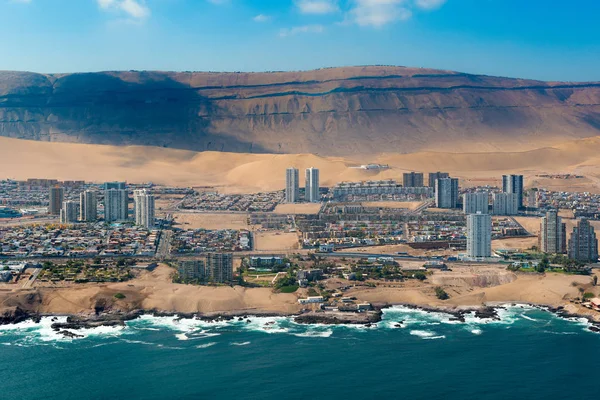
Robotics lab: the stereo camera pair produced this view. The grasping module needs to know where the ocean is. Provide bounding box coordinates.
[0,305,598,400]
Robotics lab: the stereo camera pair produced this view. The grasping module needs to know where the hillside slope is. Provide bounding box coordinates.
[1,66,600,155]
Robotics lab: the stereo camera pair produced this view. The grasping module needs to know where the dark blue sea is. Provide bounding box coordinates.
[1,305,597,400]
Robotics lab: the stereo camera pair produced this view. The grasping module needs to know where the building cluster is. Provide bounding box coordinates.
[179,191,283,212]
[0,224,159,258]
[331,180,432,202]
[177,253,234,283]
[46,181,156,228]
[171,229,251,254]
[286,167,321,203]
[300,219,405,249]
[540,210,598,262]
[535,189,600,219]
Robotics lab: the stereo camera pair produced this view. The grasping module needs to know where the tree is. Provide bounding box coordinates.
[536,256,549,273]
[435,287,449,300]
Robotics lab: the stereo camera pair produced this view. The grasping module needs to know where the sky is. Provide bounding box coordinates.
[1,0,599,81]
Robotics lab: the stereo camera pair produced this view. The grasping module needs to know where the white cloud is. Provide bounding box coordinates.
[348,0,412,28]
[97,0,150,20]
[414,0,447,10]
[279,24,325,37]
[295,0,339,14]
[253,14,271,22]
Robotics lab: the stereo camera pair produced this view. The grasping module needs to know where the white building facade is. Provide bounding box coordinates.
[134,189,155,228]
[104,189,129,222]
[467,212,492,258]
[305,167,320,203]
[463,192,488,214]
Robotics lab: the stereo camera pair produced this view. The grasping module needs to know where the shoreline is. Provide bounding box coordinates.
[3,301,600,336]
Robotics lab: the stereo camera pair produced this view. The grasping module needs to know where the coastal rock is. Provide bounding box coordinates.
[57,330,84,339]
[0,307,38,325]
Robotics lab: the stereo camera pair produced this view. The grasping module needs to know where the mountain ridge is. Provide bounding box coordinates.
[1,66,599,155]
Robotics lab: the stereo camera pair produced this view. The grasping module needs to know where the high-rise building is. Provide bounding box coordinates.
[49,186,65,215]
[104,181,127,190]
[463,192,488,214]
[134,189,155,228]
[492,192,519,216]
[207,253,234,283]
[79,190,98,222]
[104,189,129,222]
[526,190,538,209]
[502,175,524,209]
[305,167,320,203]
[178,260,206,281]
[467,212,492,258]
[568,218,598,262]
[403,172,424,188]
[285,168,299,203]
[435,177,459,209]
[540,210,566,254]
[428,172,449,188]
[60,200,79,224]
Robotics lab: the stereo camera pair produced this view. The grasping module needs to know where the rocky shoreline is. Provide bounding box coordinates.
[2,302,600,336]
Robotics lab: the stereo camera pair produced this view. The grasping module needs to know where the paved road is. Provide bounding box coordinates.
[21,268,42,289]
[156,230,172,260]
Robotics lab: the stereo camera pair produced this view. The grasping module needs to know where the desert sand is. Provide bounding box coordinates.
[2,136,600,193]
[172,213,249,230]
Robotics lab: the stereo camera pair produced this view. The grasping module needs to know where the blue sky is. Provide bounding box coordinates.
[1,0,599,81]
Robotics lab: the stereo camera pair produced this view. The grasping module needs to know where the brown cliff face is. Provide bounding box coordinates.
[1,66,599,156]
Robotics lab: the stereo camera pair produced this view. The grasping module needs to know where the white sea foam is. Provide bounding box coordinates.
[231,341,251,346]
[422,335,446,340]
[293,329,333,338]
[410,330,437,338]
[470,328,483,335]
[195,342,217,349]
[520,314,538,322]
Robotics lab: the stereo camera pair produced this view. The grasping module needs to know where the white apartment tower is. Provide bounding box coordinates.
[305,167,320,203]
[134,189,155,228]
[492,192,519,216]
[540,210,566,254]
[285,168,300,203]
[79,190,98,222]
[467,212,492,258]
[435,177,459,209]
[463,192,488,214]
[60,200,79,224]
[104,189,129,222]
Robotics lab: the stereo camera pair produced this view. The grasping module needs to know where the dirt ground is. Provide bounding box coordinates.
[172,213,249,230]
[253,231,299,251]
[273,203,322,214]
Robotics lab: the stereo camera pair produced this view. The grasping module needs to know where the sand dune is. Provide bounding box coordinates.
[1,136,600,192]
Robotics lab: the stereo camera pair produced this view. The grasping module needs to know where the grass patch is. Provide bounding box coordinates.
[584,292,595,300]
[279,285,299,293]
[114,293,126,300]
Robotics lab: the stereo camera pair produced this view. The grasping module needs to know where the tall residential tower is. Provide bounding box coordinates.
[305,167,320,203]
[467,212,492,258]
[502,175,524,209]
[134,189,155,228]
[285,168,299,203]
